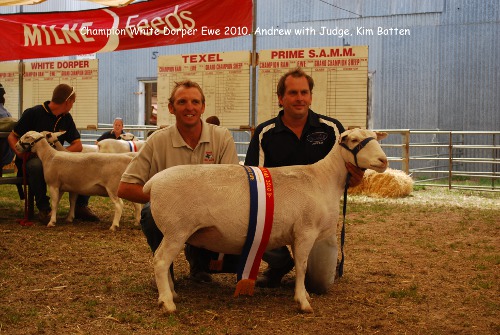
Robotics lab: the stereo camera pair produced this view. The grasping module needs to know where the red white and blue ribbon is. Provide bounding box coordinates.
[127,141,138,152]
[234,165,274,297]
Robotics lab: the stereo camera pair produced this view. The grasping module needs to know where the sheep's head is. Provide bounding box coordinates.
[340,129,388,173]
[15,131,45,153]
[40,131,66,145]
[16,131,67,153]
[120,133,136,141]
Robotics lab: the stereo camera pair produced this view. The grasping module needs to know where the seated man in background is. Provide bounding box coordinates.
[0,83,15,174]
[95,117,125,142]
[7,84,100,224]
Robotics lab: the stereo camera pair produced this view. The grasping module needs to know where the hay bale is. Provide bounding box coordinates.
[348,168,414,198]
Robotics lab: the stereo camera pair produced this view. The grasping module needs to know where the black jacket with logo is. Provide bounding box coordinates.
[245,110,345,167]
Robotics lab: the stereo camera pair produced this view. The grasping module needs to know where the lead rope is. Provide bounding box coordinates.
[16,152,34,227]
[338,172,350,278]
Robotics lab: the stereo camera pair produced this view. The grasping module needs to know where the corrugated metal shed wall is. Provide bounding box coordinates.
[255,0,499,132]
[1,0,499,131]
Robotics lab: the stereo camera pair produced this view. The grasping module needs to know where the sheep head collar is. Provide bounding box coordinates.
[340,136,375,168]
[18,132,45,152]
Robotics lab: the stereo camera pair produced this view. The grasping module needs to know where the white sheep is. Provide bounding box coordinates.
[16,131,141,231]
[41,132,97,153]
[143,128,388,314]
[97,138,145,153]
[348,167,414,198]
[82,144,98,152]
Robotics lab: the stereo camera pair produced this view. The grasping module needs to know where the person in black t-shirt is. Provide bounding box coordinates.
[8,84,100,224]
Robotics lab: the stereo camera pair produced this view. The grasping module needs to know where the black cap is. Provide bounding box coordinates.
[0,84,5,96]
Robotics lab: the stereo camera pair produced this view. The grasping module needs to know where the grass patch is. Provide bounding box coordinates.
[389,284,421,301]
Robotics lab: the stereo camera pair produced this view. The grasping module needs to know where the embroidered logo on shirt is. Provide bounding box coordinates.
[204,151,215,163]
[306,131,328,145]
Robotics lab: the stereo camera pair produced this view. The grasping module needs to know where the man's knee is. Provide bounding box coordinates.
[262,246,293,267]
[26,157,43,175]
[305,237,338,294]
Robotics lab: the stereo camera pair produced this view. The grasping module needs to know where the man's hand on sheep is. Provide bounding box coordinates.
[346,162,365,187]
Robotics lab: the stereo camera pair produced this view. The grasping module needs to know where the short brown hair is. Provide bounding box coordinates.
[276,68,314,99]
[52,84,75,104]
[168,80,205,105]
[206,115,220,126]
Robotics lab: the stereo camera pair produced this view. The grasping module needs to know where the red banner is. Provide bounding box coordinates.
[0,0,253,61]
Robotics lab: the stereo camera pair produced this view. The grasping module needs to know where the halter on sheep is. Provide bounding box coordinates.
[143,128,388,314]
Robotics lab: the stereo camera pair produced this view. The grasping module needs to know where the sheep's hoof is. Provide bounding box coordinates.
[158,300,176,314]
[296,298,314,314]
[47,222,56,228]
[298,304,314,314]
[109,225,118,232]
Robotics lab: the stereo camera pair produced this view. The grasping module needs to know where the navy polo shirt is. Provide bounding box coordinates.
[245,110,345,167]
[13,101,81,145]
[96,130,125,142]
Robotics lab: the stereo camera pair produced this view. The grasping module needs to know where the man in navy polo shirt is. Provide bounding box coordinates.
[8,84,99,224]
[245,68,364,293]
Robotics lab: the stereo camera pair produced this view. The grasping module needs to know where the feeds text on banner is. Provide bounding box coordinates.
[0,0,253,61]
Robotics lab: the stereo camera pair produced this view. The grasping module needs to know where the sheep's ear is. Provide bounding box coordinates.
[52,131,66,138]
[340,130,351,143]
[375,131,388,141]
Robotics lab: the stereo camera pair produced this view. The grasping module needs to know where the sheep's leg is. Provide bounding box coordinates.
[154,237,184,314]
[132,202,142,226]
[47,185,60,227]
[65,192,78,223]
[107,191,124,231]
[292,237,316,313]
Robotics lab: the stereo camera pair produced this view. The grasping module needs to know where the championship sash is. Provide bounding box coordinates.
[127,141,138,152]
[234,166,274,297]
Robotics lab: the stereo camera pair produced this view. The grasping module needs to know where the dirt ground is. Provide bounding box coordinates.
[0,186,498,335]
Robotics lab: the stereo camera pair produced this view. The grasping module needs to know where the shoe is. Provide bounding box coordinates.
[256,262,294,288]
[189,271,212,283]
[75,206,100,222]
[255,269,286,288]
[38,209,51,225]
[184,244,213,283]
